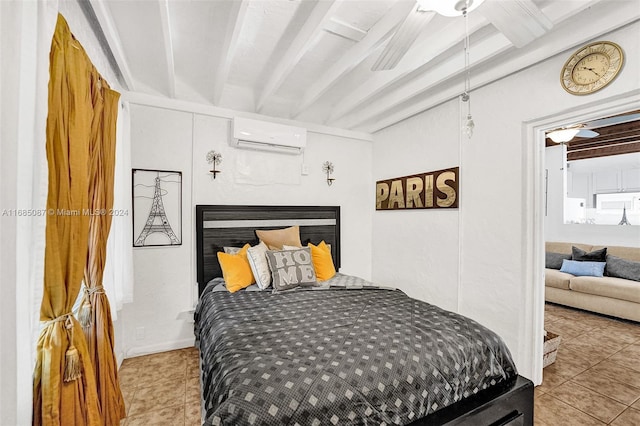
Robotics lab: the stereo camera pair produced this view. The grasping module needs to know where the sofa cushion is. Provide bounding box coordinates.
[546,252,572,269]
[546,242,591,255]
[569,276,640,304]
[594,245,640,262]
[572,246,607,262]
[545,269,573,290]
[606,255,640,282]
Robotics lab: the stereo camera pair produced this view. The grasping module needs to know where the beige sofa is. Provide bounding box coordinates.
[545,242,640,322]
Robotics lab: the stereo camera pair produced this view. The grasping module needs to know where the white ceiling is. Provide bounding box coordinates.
[87,0,640,133]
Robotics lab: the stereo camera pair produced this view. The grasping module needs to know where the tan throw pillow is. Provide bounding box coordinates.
[256,226,302,250]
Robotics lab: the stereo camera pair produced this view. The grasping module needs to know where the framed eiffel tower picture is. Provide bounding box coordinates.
[132,169,182,247]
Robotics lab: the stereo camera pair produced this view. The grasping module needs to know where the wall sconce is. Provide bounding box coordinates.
[322,161,335,186]
[206,150,222,179]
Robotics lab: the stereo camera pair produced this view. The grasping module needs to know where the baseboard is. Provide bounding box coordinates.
[124,338,196,359]
[116,351,125,368]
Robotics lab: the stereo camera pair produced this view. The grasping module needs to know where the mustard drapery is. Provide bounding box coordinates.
[33,14,122,426]
[77,72,126,424]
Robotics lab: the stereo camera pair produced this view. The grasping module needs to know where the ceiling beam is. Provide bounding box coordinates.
[256,0,341,113]
[568,141,640,161]
[325,14,489,125]
[87,0,135,91]
[122,90,373,142]
[359,0,640,133]
[479,0,553,48]
[333,31,512,130]
[324,17,367,42]
[158,0,175,98]
[569,133,640,150]
[292,0,416,118]
[212,0,249,105]
[370,6,435,71]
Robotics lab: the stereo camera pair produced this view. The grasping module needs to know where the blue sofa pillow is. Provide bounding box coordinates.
[560,259,606,277]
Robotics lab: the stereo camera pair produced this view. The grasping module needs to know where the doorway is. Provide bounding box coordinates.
[522,89,640,386]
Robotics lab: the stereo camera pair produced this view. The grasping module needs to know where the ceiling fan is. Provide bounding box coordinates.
[547,111,640,143]
[371,0,485,71]
[371,0,554,72]
[546,126,599,143]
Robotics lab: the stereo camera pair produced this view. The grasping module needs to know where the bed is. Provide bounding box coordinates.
[194,205,533,425]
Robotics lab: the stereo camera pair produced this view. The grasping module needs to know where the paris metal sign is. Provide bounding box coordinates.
[375,167,459,211]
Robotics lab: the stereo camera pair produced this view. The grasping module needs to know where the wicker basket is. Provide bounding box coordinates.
[543,331,561,368]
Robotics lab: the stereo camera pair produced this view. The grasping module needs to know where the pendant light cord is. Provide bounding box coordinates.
[463,7,471,111]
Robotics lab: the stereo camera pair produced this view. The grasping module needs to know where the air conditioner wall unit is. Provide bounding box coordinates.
[230,117,307,155]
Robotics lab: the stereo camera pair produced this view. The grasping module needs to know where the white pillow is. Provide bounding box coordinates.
[246,242,271,290]
[223,246,242,254]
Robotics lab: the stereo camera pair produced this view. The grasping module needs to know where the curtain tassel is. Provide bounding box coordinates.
[63,345,82,382]
[63,315,82,382]
[77,295,93,329]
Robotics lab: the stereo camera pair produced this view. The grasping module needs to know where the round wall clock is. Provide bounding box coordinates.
[560,41,624,95]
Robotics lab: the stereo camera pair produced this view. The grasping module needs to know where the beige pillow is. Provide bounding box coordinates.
[256,226,302,250]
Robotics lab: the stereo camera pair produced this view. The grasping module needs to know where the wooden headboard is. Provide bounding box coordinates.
[196,205,341,295]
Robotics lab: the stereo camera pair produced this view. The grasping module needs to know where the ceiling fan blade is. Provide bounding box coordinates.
[478,0,552,48]
[371,5,435,71]
[576,129,599,138]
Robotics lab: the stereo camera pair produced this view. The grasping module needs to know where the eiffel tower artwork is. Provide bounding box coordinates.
[133,170,182,247]
[618,205,631,226]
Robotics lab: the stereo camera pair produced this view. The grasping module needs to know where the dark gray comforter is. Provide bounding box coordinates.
[194,277,517,425]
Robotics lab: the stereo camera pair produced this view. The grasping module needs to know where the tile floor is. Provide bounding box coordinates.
[118,303,640,425]
[537,303,640,425]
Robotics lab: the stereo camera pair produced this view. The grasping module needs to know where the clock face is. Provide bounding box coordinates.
[561,41,624,95]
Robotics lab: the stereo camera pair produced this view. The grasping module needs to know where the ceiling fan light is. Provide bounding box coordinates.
[417,0,486,17]
[548,128,580,143]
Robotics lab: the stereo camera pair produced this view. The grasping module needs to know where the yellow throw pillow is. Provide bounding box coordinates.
[309,241,336,281]
[217,244,255,293]
[256,226,302,250]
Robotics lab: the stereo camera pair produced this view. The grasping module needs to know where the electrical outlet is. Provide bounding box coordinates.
[135,327,145,340]
[301,164,309,175]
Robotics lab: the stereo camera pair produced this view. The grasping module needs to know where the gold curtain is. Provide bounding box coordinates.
[33,14,122,425]
[77,73,126,424]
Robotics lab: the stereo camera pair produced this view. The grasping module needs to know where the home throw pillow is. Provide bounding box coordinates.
[605,255,640,282]
[572,246,607,262]
[560,259,606,277]
[545,252,572,270]
[265,247,317,291]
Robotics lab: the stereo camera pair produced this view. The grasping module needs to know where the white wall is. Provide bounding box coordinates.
[121,103,373,357]
[546,146,640,246]
[1,2,56,424]
[372,22,640,382]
